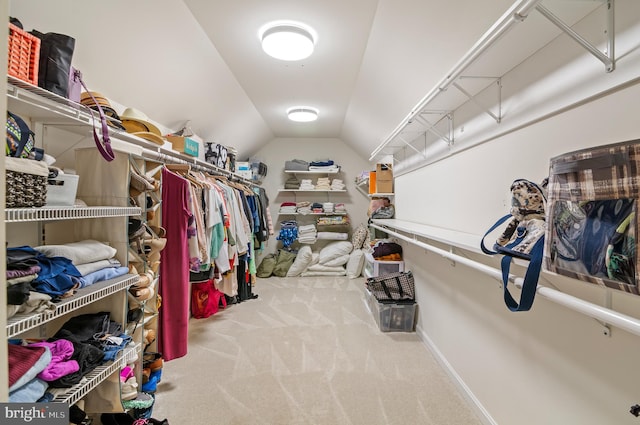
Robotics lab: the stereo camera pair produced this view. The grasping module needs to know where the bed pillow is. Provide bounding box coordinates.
[346,249,365,279]
[318,241,353,264]
[351,224,369,250]
[286,246,313,277]
[323,254,350,267]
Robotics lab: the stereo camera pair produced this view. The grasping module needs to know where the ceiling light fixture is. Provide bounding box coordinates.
[259,21,316,61]
[287,107,319,122]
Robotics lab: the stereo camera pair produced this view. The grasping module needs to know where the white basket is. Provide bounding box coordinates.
[46,174,79,206]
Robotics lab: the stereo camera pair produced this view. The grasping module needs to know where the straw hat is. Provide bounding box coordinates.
[80,91,125,130]
[131,131,165,146]
[120,108,162,137]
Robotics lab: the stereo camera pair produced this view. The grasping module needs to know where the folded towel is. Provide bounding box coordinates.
[35,240,117,266]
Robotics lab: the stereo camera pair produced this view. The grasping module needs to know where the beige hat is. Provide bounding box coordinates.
[120,107,162,137]
[132,131,165,146]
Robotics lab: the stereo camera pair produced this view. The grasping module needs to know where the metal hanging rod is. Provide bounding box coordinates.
[370,0,616,161]
[370,221,640,338]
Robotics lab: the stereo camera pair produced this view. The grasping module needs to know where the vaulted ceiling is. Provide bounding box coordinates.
[10,0,517,160]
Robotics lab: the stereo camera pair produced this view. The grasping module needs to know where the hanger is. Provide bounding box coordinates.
[165,164,191,173]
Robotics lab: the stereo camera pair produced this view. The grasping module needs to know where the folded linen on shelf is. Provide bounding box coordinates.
[299,179,315,190]
[34,240,117,266]
[308,165,340,172]
[298,224,317,234]
[331,178,345,190]
[285,159,309,171]
[316,232,348,240]
[309,160,334,166]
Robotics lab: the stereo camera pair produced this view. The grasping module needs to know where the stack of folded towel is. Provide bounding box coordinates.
[296,201,311,215]
[297,224,317,244]
[311,203,324,213]
[323,202,334,213]
[299,179,315,190]
[284,176,301,189]
[279,202,297,214]
[331,179,345,190]
[315,177,331,190]
[335,203,346,214]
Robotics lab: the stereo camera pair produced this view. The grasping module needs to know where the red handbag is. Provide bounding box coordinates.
[191,279,226,319]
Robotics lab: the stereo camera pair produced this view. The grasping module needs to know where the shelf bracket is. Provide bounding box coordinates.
[451,77,502,124]
[535,0,615,73]
[415,112,454,146]
[396,134,428,159]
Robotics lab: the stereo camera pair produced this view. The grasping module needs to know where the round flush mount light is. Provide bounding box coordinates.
[259,21,317,61]
[287,106,319,122]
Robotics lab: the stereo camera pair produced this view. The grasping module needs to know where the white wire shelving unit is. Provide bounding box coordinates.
[6,274,138,338]
[370,219,640,338]
[5,206,141,223]
[6,76,258,187]
[369,0,615,164]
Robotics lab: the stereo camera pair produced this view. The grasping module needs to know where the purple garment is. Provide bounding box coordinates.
[6,265,41,279]
[29,339,79,381]
[158,168,192,361]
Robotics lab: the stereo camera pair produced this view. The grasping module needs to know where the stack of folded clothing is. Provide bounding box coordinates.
[279,202,298,214]
[309,160,339,172]
[296,201,311,215]
[316,232,348,240]
[323,202,334,213]
[6,240,128,316]
[331,179,345,190]
[297,224,317,244]
[285,159,309,171]
[315,177,331,190]
[335,203,346,214]
[299,179,315,190]
[284,176,301,189]
[311,202,324,213]
[372,241,403,261]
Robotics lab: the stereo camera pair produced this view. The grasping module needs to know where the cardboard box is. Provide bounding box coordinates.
[376,163,393,180]
[166,136,200,157]
[375,164,393,193]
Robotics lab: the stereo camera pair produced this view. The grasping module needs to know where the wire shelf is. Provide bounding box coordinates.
[6,274,138,338]
[5,206,141,223]
[52,344,139,406]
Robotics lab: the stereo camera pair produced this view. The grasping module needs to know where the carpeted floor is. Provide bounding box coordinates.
[151,276,483,425]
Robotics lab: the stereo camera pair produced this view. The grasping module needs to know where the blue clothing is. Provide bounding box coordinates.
[80,266,129,288]
[7,246,81,298]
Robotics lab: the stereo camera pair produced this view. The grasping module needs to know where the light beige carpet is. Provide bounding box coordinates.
[151,276,483,425]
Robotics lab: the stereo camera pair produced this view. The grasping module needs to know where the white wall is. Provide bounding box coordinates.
[390,1,640,424]
[251,138,372,257]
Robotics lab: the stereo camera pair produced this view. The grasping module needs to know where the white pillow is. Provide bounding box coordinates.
[318,241,353,264]
[323,254,350,267]
[286,245,313,277]
[346,249,365,279]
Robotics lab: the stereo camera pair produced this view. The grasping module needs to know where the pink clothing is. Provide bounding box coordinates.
[158,168,193,361]
[29,339,79,381]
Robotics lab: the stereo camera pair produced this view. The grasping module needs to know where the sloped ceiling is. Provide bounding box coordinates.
[9,0,514,160]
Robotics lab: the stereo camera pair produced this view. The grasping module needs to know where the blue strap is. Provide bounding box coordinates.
[480,214,512,255]
[500,236,544,312]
